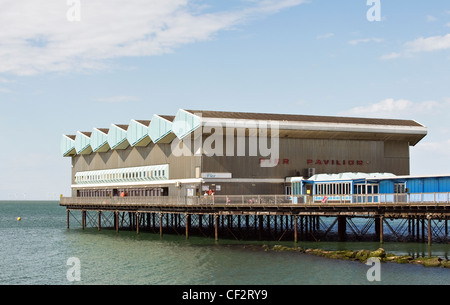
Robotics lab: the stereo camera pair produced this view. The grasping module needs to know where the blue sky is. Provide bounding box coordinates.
[1,0,450,200]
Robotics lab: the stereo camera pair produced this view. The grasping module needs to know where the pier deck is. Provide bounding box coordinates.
[60,194,450,244]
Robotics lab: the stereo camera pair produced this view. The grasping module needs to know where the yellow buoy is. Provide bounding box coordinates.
[17,217,21,221]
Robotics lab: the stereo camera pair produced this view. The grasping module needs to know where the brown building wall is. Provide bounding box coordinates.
[71,141,201,184]
[71,135,410,196]
[201,137,410,179]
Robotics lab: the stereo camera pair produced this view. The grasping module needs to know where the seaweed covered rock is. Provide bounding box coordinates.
[355,250,371,262]
[271,245,302,252]
[413,257,442,267]
[369,248,386,259]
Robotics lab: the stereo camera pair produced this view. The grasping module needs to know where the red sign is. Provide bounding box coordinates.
[307,159,364,166]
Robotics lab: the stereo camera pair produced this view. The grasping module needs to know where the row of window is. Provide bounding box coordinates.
[315,183,352,195]
[292,182,390,195]
[75,165,169,184]
[77,187,167,197]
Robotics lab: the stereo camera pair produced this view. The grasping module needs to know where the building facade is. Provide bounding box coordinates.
[61,109,427,197]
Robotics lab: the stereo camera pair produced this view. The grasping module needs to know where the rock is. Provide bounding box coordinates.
[369,248,386,259]
[271,245,302,252]
[441,260,450,268]
[355,250,371,262]
[412,257,442,267]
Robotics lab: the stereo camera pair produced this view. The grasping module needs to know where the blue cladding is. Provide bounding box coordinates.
[405,177,450,193]
[406,179,423,193]
[424,178,439,192]
[379,180,394,194]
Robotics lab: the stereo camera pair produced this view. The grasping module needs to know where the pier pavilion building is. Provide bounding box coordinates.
[61,109,428,198]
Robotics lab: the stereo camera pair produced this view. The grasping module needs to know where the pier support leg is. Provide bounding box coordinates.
[185,214,189,239]
[422,217,425,243]
[416,217,420,242]
[98,211,101,231]
[136,212,140,234]
[379,216,384,244]
[446,217,448,238]
[115,211,119,233]
[215,214,219,241]
[67,209,70,229]
[300,216,304,241]
[81,210,86,230]
[294,216,298,243]
[258,215,263,241]
[159,213,163,237]
[338,216,346,241]
[427,215,432,246]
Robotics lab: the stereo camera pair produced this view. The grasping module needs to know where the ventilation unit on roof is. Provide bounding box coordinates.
[307,168,316,178]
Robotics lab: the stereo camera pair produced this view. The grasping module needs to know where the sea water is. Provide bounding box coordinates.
[0,201,449,285]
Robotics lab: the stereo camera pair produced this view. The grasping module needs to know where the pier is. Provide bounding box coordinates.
[60,193,450,244]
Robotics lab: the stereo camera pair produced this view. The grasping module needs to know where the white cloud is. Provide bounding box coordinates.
[426,15,437,22]
[381,33,450,59]
[348,37,383,46]
[404,33,450,52]
[316,33,334,39]
[339,98,446,119]
[0,0,306,76]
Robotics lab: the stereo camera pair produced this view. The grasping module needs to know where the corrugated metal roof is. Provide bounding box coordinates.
[158,115,175,122]
[185,110,424,127]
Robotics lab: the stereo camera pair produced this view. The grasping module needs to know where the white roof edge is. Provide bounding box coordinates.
[200,117,427,135]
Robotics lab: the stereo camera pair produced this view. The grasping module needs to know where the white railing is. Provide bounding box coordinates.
[60,192,450,206]
[60,194,293,206]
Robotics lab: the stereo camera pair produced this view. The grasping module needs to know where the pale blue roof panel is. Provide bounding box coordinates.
[91,128,110,152]
[127,119,152,147]
[148,115,176,143]
[107,124,129,150]
[75,131,92,155]
[61,134,76,157]
[173,109,202,139]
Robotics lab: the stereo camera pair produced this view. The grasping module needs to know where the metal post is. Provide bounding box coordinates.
[67,209,70,229]
[294,216,298,243]
[214,214,219,241]
[81,210,85,230]
[115,211,119,233]
[98,211,101,231]
[379,216,384,244]
[159,213,163,237]
[185,213,189,239]
[136,212,139,234]
[258,214,263,240]
[427,215,432,246]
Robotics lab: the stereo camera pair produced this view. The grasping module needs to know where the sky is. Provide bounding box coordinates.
[1,0,450,200]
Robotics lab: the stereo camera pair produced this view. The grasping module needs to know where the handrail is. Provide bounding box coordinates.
[60,192,450,206]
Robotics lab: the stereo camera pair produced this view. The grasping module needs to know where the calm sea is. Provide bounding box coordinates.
[0,201,449,285]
